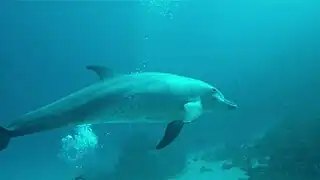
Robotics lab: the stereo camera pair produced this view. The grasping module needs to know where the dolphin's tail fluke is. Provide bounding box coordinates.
[0,126,12,151]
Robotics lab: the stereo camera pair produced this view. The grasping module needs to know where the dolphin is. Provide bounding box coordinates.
[0,65,237,151]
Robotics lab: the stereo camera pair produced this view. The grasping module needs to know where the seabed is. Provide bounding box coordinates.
[170,152,248,180]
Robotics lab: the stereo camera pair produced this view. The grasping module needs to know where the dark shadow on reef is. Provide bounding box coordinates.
[76,132,187,180]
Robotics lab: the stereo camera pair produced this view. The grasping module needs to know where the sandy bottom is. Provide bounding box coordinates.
[170,153,248,180]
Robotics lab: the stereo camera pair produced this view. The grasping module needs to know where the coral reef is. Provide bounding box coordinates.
[248,117,320,180]
[209,117,320,180]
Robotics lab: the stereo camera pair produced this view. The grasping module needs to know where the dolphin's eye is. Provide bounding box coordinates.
[211,88,217,93]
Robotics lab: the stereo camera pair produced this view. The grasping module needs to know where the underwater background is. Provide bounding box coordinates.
[0,0,319,180]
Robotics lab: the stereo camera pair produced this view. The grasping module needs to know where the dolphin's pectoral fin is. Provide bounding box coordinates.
[183,100,203,123]
[156,120,184,150]
[155,100,203,149]
[86,65,115,80]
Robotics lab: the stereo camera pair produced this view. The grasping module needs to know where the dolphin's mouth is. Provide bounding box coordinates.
[223,99,238,110]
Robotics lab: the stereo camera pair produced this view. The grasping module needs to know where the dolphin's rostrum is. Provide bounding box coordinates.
[0,65,238,151]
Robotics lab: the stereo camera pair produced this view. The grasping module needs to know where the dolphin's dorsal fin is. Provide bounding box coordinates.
[86,65,114,80]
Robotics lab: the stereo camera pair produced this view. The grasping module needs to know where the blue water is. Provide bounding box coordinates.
[0,0,319,180]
